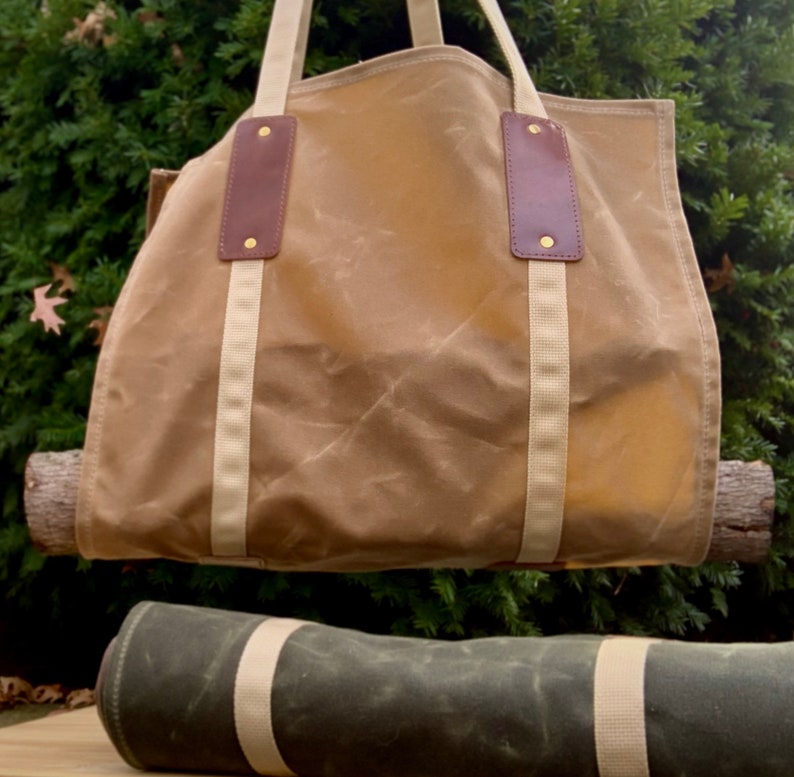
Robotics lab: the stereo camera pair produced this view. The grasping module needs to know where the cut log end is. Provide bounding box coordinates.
[705,460,775,563]
[24,450,82,556]
[24,451,776,564]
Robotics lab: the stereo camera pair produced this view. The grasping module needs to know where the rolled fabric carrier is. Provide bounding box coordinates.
[97,602,794,777]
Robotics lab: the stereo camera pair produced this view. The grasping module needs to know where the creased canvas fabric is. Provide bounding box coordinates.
[76,42,720,570]
[98,603,794,777]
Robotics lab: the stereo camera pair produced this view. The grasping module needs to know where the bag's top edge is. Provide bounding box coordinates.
[288,44,672,115]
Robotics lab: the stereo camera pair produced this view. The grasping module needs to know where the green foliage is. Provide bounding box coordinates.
[1,0,793,679]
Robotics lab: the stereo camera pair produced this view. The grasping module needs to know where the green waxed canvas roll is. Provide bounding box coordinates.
[97,602,794,777]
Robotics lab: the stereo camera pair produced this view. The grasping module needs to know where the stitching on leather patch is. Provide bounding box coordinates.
[219,115,297,260]
[501,112,583,261]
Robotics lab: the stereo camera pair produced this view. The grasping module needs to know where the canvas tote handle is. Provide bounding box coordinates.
[283,0,443,83]
[283,1,529,88]
[407,0,444,46]
[283,1,442,85]
[211,0,570,566]
[255,0,546,118]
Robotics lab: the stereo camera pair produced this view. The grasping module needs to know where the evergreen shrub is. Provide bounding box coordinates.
[1,0,793,682]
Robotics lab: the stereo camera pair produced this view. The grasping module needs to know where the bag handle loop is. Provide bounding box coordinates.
[285,1,442,85]
[254,0,545,119]
[407,0,444,47]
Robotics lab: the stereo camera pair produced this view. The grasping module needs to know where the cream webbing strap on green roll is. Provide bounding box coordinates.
[98,603,794,777]
[593,636,658,777]
[234,618,306,776]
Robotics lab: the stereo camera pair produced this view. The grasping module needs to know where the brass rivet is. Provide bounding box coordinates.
[258,126,271,137]
[540,235,555,249]
[527,123,542,135]
[244,237,257,249]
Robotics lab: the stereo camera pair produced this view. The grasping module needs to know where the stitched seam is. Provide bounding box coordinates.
[107,602,152,770]
[558,121,583,258]
[218,123,242,258]
[543,100,664,118]
[77,214,157,556]
[658,103,713,565]
[502,113,518,255]
[287,48,666,121]
[269,117,297,256]
[291,52,508,96]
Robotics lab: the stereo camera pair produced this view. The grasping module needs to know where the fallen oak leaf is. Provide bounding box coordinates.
[63,1,117,46]
[136,10,163,23]
[87,305,113,346]
[703,253,736,294]
[32,683,66,704]
[65,688,95,709]
[171,42,185,67]
[30,283,68,334]
[50,262,76,293]
[0,676,33,705]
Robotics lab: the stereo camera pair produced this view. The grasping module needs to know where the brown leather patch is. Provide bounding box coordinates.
[501,112,583,261]
[218,115,297,260]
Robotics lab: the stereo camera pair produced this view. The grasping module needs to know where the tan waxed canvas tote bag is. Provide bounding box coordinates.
[76,0,721,571]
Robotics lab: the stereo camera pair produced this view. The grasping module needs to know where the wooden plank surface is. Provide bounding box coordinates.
[0,707,216,777]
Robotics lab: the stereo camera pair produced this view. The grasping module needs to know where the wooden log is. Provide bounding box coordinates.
[705,459,775,562]
[24,450,775,563]
[25,449,82,557]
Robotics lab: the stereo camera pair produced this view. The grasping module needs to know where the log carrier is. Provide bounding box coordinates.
[24,451,774,563]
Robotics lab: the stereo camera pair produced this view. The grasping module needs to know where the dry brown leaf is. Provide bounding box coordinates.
[65,688,95,709]
[63,1,117,46]
[50,262,76,294]
[136,10,163,24]
[87,305,113,346]
[171,43,185,67]
[30,283,68,334]
[32,683,66,704]
[704,253,736,294]
[0,676,34,705]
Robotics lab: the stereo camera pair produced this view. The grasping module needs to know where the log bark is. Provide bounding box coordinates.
[24,451,775,563]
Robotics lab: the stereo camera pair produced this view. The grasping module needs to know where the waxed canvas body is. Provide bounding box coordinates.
[76,45,721,570]
[98,602,794,777]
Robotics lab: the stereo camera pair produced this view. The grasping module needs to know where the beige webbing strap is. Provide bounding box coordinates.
[486,0,569,565]
[290,0,313,85]
[234,618,306,776]
[252,1,307,117]
[211,2,306,558]
[593,637,657,777]
[211,260,265,557]
[475,0,545,115]
[517,261,569,563]
[407,0,444,46]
